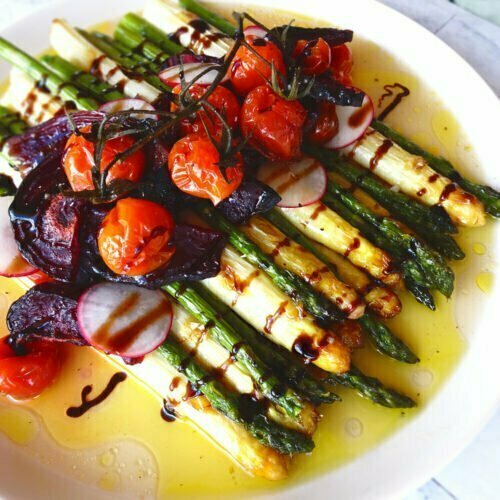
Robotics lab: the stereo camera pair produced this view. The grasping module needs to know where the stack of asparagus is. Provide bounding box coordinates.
[0,0,497,479]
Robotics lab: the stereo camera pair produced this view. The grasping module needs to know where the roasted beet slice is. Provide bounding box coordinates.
[7,282,87,347]
[270,26,353,47]
[217,179,281,224]
[3,111,104,176]
[309,78,365,107]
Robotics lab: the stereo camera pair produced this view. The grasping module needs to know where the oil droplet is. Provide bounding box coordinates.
[98,470,121,491]
[412,369,434,389]
[0,407,38,445]
[472,242,486,255]
[476,272,494,294]
[345,418,363,438]
[99,449,116,468]
[431,109,459,159]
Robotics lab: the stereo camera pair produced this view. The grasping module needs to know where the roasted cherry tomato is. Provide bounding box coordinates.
[306,101,339,144]
[229,35,286,96]
[240,85,307,161]
[171,84,240,139]
[330,44,353,86]
[168,134,243,205]
[98,198,176,276]
[0,337,62,399]
[293,37,331,76]
[62,125,146,192]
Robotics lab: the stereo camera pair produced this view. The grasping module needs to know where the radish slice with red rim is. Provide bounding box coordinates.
[0,196,37,277]
[159,62,227,87]
[98,98,158,120]
[257,157,327,208]
[244,25,268,39]
[324,93,374,150]
[77,283,172,358]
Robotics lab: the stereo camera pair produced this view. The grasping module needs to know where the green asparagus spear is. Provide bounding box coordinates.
[372,119,500,218]
[192,282,340,404]
[163,281,306,417]
[40,54,124,102]
[0,105,28,135]
[114,24,171,71]
[77,29,171,93]
[326,365,416,408]
[263,209,419,363]
[157,338,314,453]
[119,13,185,55]
[195,203,344,323]
[0,37,98,111]
[325,179,454,297]
[178,0,238,37]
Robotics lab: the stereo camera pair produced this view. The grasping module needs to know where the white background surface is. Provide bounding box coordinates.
[0,0,498,498]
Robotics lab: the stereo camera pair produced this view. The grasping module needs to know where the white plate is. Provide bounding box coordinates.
[0,1,499,499]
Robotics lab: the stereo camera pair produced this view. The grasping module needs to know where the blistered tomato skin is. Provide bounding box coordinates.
[229,35,286,96]
[62,125,146,192]
[168,134,244,206]
[0,337,62,399]
[330,44,353,86]
[171,84,240,139]
[293,37,331,76]
[306,101,339,144]
[98,198,176,277]
[240,85,307,161]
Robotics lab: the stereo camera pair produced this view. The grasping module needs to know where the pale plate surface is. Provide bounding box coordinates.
[0,0,499,499]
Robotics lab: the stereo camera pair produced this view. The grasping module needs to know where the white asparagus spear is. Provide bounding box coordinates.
[343,127,485,227]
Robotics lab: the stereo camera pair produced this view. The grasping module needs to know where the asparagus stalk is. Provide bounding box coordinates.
[195,203,345,324]
[118,12,184,55]
[114,24,171,70]
[373,119,500,218]
[305,144,465,255]
[327,365,416,408]
[0,105,28,135]
[77,29,171,93]
[163,281,306,418]
[0,37,99,111]
[178,0,238,37]
[260,209,417,363]
[325,179,454,297]
[40,54,124,102]
[157,337,314,453]
[191,283,339,405]
[263,208,401,318]
[320,190,436,309]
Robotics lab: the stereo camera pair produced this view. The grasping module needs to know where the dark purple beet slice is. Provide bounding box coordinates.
[270,26,353,46]
[308,77,365,107]
[3,111,104,176]
[9,157,89,282]
[6,282,87,347]
[217,178,281,224]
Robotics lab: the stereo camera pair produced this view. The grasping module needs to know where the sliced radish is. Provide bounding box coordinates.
[159,62,227,87]
[257,157,327,208]
[77,283,172,358]
[0,196,37,277]
[244,25,268,39]
[324,93,374,150]
[98,98,158,120]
